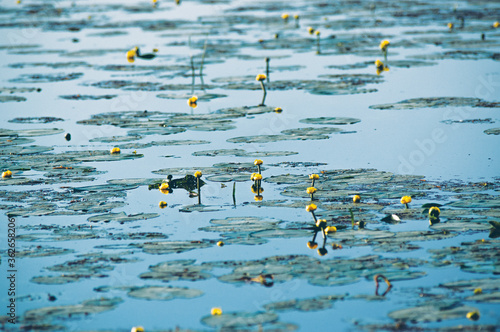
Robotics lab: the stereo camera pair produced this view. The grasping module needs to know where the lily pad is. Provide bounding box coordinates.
[133,240,213,255]
[299,117,361,125]
[88,212,159,223]
[201,311,278,328]
[370,97,500,110]
[127,286,203,300]
[388,301,477,322]
[484,127,500,135]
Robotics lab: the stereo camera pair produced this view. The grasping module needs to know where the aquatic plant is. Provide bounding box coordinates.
[256,74,267,106]
[188,95,198,108]
[211,307,222,316]
[307,187,317,200]
[195,171,202,204]
[281,13,289,24]
[400,195,412,209]
[447,22,454,31]
[254,159,263,174]
[466,310,480,321]
[309,173,319,187]
[294,14,300,28]
[126,48,136,63]
[353,195,361,203]
[375,59,389,75]
[131,327,144,332]
[265,57,270,82]
[217,241,224,247]
[307,26,315,35]
[274,107,282,113]
[159,201,168,208]
[315,30,321,54]
[429,206,440,224]
[494,21,500,28]
[110,147,120,154]
[379,39,390,62]
[2,170,12,178]
[306,203,318,222]
[374,274,392,296]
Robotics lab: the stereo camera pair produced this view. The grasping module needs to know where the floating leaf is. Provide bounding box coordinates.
[127,286,203,300]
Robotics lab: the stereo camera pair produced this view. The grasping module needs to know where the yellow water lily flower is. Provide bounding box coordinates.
[400,196,412,204]
[126,47,137,63]
[447,22,454,30]
[256,74,267,81]
[307,26,315,35]
[306,187,317,194]
[309,174,319,180]
[252,173,262,181]
[131,327,144,332]
[306,203,317,212]
[274,107,283,113]
[188,95,198,108]
[379,40,390,51]
[217,241,224,247]
[466,310,480,321]
[194,171,202,178]
[325,226,337,234]
[315,30,320,36]
[281,13,289,20]
[159,201,168,208]
[316,219,327,228]
[353,195,361,203]
[494,21,500,28]
[110,147,120,154]
[429,206,440,217]
[159,183,169,190]
[2,170,12,178]
[254,195,263,201]
[317,248,328,256]
[375,59,384,69]
[294,14,299,20]
[251,185,264,194]
[211,307,222,315]
[153,48,159,52]
[254,159,263,165]
[473,288,482,295]
[307,241,318,249]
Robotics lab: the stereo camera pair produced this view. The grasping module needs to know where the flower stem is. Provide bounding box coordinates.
[311,211,317,223]
[259,81,267,106]
[349,207,355,228]
[265,57,270,83]
[197,177,201,205]
[232,181,236,206]
[404,203,408,209]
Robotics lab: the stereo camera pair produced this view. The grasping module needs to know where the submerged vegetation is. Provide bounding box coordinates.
[0,0,499,331]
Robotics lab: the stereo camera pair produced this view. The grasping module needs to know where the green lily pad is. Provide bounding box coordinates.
[193,148,297,157]
[263,294,347,312]
[299,117,361,125]
[0,128,64,137]
[88,212,159,223]
[370,97,500,110]
[10,72,83,83]
[140,259,212,282]
[89,135,142,143]
[388,302,477,322]
[133,240,213,255]
[201,311,278,328]
[127,286,203,300]
[23,297,123,323]
[484,127,500,135]
[60,94,117,100]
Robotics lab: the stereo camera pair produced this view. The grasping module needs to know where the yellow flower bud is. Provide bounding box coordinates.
[400,196,412,204]
[159,201,168,208]
[188,95,198,108]
[325,226,337,234]
[159,183,169,190]
[306,187,317,194]
[353,195,361,203]
[217,241,224,247]
[2,170,12,178]
[305,204,317,212]
[309,174,319,180]
[256,74,267,81]
[110,147,120,154]
[211,307,222,315]
[254,159,263,165]
[253,173,262,181]
[466,310,480,321]
[131,327,145,332]
[379,40,390,51]
[194,171,202,178]
[307,241,318,249]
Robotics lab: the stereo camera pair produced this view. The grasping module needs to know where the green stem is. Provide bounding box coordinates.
[200,34,208,91]
[311,211,317,223]
[257,165,261,174]
[265,57,270,83]
[197,177,201,205]
[232,181,236,206]
[405,203,409,209]
[259,81,267,106]
[311,179,315,187]
[190,54,195,95]
[310,193,314,201]
[349,207,355,228]
[316,35,320,54]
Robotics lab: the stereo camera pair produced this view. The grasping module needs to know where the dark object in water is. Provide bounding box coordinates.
[136,47,156,60]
